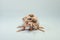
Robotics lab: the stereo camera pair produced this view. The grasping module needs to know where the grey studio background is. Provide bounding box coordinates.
[0,0,60,40]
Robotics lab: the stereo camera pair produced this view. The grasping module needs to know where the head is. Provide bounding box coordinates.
[22,14,37,23]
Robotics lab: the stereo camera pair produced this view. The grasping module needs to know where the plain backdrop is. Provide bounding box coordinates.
[0,0,60,40]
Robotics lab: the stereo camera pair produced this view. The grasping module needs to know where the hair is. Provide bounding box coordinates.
[29,14,34,17]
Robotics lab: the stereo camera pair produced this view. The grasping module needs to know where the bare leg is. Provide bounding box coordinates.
[36,25,45,32]
[17,26,23,28]
[39,27,44,29]
[38,28,45,32]
[16,26,25,32]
